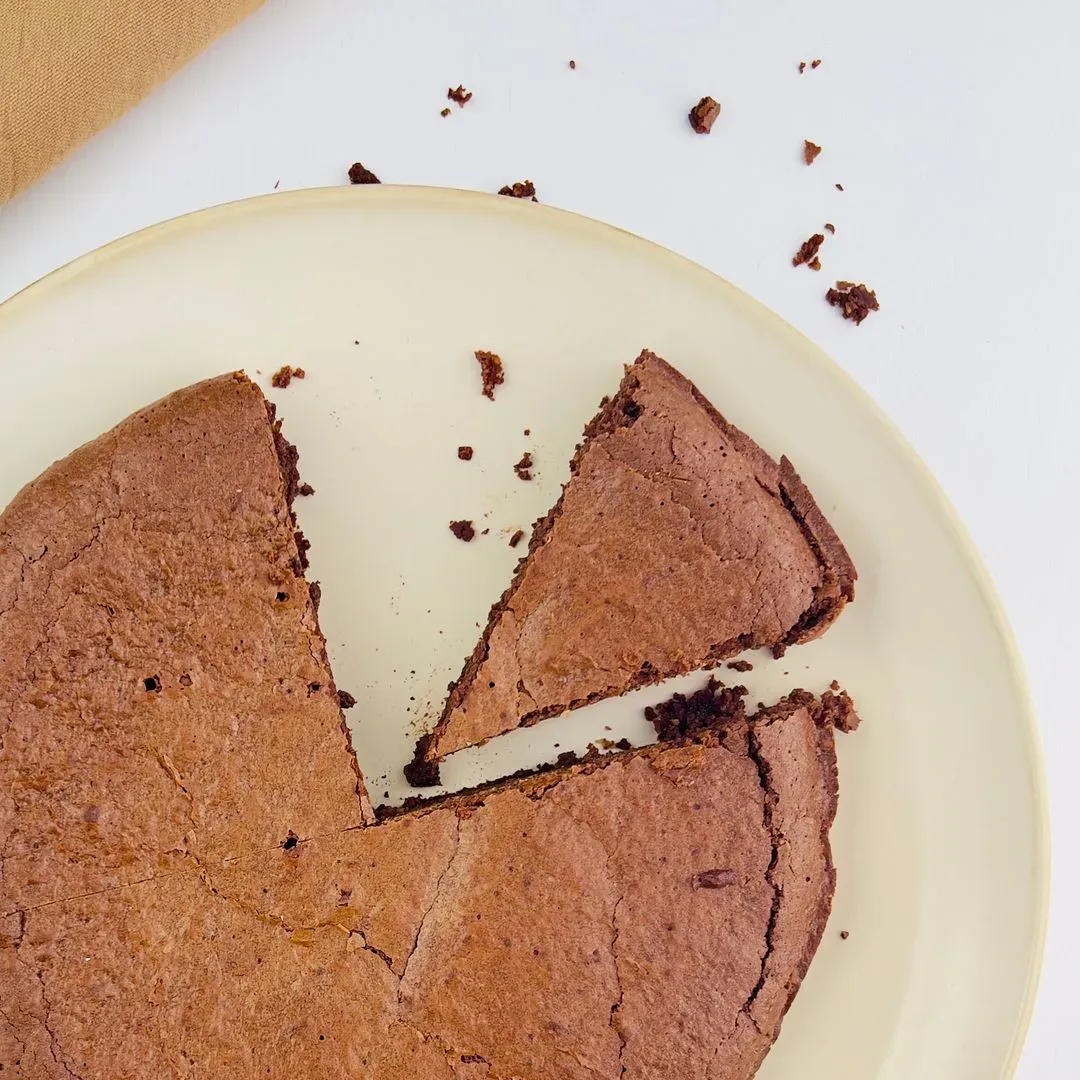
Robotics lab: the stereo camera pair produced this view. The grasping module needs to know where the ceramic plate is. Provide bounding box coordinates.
[0,187,1047,1078]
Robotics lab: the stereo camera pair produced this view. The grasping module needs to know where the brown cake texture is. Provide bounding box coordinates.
[0,373,852,1077]
[409,349,856,777]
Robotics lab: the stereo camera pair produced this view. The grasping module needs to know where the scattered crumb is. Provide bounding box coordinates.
[347,162,380,185]
[514,451,534,481]
[811,58,822,69]
[688,96,721,134]
[568,59,576,70]
[509,529,525,548]
[271,365,306,389]
[298,482,315,497]
[804,139,822,166]
[440,107,452,118]
[448,84,473,107]
[835,183,844,191]
[793,232,825,268]
[337,690,357,710]
[457,445,474,461]
[475,350,505,400]
[481,528,490,536]
[817,686,862,732]
[826,281,879,325]
[273,179,280,190]
[798,61,807,74]
[809,257,822,272]
[840,930,850,940]
[829,679,840,691]
[523,428,531,436]
[449,519,476,542]
[824,222,836,234]
[498,180,538,202]
[726,659,754,673]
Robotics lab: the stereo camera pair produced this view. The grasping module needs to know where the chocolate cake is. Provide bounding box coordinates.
[0,373,853,1077]
[410,350,856,777]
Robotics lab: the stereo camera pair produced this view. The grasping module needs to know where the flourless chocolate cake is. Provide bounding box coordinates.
[408,350,855,781]
[0,372,855,1078]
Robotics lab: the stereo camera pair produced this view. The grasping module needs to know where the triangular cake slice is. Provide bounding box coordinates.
[0,373,371,912]
[408,349,856,782]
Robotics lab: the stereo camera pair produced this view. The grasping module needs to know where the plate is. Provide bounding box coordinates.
[0,186,1047,1078]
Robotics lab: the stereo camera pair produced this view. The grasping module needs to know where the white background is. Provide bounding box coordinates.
[0,1,1074,1073]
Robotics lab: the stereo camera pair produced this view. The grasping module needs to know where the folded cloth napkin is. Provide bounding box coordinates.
[0,0,266,205]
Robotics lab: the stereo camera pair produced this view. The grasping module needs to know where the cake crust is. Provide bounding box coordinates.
[410,350,856,777]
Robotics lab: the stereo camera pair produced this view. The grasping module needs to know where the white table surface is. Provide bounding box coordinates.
[0,1,1074,1073]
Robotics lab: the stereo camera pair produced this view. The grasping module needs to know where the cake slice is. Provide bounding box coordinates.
[0,373,370,913]
[407,349,856,782]
[3,682,850,1079]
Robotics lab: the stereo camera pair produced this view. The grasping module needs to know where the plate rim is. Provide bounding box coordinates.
[0,184,1050,1074]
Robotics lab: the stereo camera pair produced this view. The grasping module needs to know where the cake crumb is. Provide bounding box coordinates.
[811,58,822,69]
[798,61,807,74]
[448,84,473,107]
[835,182,844,191]
[509,529,525,548]
[804,139,822,165]
[347,162,380,185]
[840,930,850,940]
[449,520,476,542]
[817,686,862,731]
[298,482,315,497]
[457,445,474,461]
[726,659,754,673]
[793,232,825,268]
[337,690,357,710]
[568,59,576,69]
[824,223,836,234]
[271,366,306,389]
[523,428,531,436]
[440,107,452,118]
[826,281,879,325]
[514,451,534,481]
[475,350,505,400]
[688,96,721,134]
[498,180,538,202]
[809,257,822,272]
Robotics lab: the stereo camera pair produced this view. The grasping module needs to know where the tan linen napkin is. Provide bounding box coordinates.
[0,0,267,206]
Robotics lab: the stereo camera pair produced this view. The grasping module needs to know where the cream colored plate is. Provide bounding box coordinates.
[0,187,1046,1078]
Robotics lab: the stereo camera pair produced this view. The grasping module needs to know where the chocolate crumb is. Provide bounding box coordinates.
[816,686,861,732]
[457,445,474,461]
[726,659,753,673]
[840,930,850,940]
[793,232,825,268]
[809,257,822,272]
[348,162,381,185]
[645,677,747,741]
[448,84,473,107]
[475,350,505,400]
[568,59,576,69]
[273,179,280,190]
[481,528,490,536]
[824,223,836,234]
[271,365,306,389]
[688,96,721,134]
[509,529,525,548]
[835,183,844,191]
[449,520,476,543]
[523,428,531,436]
[337,690,357,710]
[825,281,879,325]
[811,58,822,69]
[514,451,534,481]
[695,868,738,889]
[297,482,315,497]
[440,107,452,118]
[798,61,807,74]
[498,180,538,202]
[803,139,822,166]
